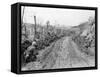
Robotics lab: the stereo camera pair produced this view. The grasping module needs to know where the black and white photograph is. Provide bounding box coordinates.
[20,5,96,71]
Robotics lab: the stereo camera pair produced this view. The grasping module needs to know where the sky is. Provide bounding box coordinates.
[21,6,95,27]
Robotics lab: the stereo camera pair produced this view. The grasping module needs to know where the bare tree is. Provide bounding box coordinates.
[21,6,25,26]
[21,6,28,38]
[34,16,37,41]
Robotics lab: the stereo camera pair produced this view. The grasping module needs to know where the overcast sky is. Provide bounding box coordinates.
[21,6,95,27]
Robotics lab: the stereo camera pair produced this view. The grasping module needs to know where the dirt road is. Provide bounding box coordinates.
[53,36,95,68]
[22,36,95,70]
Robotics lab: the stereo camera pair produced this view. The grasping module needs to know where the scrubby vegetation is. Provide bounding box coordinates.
[72,17,95,56]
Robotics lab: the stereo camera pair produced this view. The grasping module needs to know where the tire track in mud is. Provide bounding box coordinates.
[40,37,65,69]
[67,39,89,67]
[39,41,57,69]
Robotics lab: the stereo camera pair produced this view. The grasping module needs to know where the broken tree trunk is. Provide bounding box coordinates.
[34,16,37,41]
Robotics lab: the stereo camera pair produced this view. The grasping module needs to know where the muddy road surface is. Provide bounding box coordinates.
[22,36,95,70]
